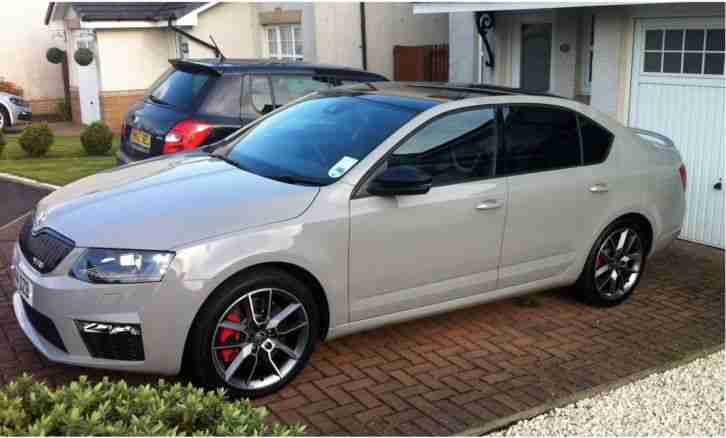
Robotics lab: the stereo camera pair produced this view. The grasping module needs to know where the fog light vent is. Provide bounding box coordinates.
[76,321,144,361]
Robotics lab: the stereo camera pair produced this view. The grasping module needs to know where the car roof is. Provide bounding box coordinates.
[170,58,388,80]
[320,82,569,106]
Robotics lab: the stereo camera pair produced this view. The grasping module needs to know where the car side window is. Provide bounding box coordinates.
[198,74,243,118]
[270,75,330,107]
[242,75,274,118]
[381,107,500,187]
[499,105,581,176]
[579,115,614,165]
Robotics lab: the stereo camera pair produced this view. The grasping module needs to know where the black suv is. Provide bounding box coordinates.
[117,59,387,165]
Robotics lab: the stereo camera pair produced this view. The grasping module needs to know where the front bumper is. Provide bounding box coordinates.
[11,242,206,375]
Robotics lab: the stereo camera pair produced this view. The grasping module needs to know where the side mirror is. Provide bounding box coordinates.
[368,165,432,196]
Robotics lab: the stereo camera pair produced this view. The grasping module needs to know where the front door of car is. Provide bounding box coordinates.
[348,107,508,321]
[496,105,584,288]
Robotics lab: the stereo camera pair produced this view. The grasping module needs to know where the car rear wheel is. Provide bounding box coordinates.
[578,219,647,306]
[189,268,319,398]
[0,106,8,131]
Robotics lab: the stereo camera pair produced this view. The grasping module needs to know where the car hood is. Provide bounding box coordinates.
[35,153,319,249]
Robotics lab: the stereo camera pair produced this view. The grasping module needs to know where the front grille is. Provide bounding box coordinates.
[77,322,145,361]
[19,215,75,273]
[22,299,67,352]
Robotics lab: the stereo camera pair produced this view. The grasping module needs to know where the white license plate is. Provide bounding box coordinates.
[16,269,32,303]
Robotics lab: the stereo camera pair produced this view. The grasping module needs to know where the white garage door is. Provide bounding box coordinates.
[630,17,725,249]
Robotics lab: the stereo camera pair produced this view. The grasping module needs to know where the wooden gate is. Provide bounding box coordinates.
[393,44,449,82]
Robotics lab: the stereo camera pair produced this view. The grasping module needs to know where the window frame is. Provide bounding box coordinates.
[496,103,583,177]
[642,26,725,76]
[577,113,615,166]
[352,102,616,199]
[268,74,334,109]
[242,74,275,118]
[264,24,303,61]
[352,104,504,199]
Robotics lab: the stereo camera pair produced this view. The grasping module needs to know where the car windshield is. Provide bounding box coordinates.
[217,93,424,185]
[148,68,211,109]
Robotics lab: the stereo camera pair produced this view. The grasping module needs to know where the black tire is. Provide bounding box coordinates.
[189,267,319,398]
[577,218,648,307]
[0,106,9,131]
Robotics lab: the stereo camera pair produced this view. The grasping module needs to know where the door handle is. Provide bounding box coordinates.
[476,200,503,210]
[714,178,722,191]
[589,183,609,193]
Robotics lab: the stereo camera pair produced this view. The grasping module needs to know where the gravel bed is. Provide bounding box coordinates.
[491,350,725,436]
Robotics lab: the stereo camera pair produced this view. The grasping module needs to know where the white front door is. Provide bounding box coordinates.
[630,17,725,248]
[75,31,102,124]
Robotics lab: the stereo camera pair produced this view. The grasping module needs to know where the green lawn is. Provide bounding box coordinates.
[0,134,119,186]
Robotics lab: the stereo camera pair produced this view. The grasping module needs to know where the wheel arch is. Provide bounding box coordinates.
[0,102,12,127]
[574,210,655,283]
[181,261,331,372]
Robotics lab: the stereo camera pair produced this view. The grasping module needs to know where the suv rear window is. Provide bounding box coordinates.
[148,69,211,110]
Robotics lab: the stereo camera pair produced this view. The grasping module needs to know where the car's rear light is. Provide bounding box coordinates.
[163,120,213,154]
[678,163,687,192]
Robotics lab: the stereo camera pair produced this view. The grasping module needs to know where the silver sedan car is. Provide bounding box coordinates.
[11,83,685,398]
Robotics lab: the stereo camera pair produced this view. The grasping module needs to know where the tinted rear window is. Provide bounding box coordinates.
[579,115,614,165]
[149,69,211,109]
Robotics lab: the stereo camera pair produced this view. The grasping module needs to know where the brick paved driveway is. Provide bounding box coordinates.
[0,217,723,435]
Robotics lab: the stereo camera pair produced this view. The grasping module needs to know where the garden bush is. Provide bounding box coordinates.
[18,123,54,157]
[81,121,114,155]
[0,374,304,436]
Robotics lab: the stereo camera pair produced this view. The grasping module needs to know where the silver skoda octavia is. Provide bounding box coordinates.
[12,83,685,397]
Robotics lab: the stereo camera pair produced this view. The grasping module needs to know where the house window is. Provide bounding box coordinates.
[265,24,303,60]
[643,28,725,75]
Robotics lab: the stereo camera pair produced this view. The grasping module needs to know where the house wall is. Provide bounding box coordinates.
[364,3,449,79]
[94,29,176,131]
[95,29,175,92]
[313,3,364,69]
[186,2,260,58]
[0,1,66,114]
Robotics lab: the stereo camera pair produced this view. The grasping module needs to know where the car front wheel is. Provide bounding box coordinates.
[578,219,647,306]
[189,268,319,398]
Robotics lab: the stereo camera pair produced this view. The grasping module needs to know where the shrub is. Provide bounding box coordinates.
[19,123,54,157]
[0,131,5,158]
[56,98,72,122]
[0,374,304,436]
[46,47,66,65]
[81,121,114,155]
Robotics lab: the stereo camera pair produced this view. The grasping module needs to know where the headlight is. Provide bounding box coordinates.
[71,248,174,284]
[9,97,27,107]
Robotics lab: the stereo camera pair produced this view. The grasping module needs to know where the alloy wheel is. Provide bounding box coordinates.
[594,227,643,299]
[210,288,309,391]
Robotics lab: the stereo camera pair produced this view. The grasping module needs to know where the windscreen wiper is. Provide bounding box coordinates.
[265,174,325,187]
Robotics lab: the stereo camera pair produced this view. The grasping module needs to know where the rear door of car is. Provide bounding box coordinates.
[496,104,585,288]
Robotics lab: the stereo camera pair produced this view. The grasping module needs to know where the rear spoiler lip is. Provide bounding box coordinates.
[168,59,223,76]
[631,128,675,149]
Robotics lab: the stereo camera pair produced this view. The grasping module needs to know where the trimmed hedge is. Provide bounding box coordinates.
[19,123,54,158]
[81,122,114,155]
[0,374,304,436]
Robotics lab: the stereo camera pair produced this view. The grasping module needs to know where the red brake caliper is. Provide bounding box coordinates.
[596,254,605,268]
[216,312,242,363]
